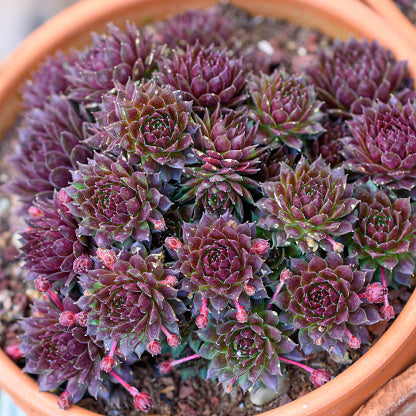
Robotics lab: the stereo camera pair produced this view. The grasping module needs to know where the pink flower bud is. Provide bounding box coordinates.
[76,311,88,326]
[133,392,153,413]
[153,219,166,231]
[244,284,256,296]
[28,206,43,218]
[96,248,117,270]
[34,275,51,292]
[381,304,395,321]
[57,391,72,410]
[365,282,387,303]
[73,254,93,274]
[250,239,270,256]
[311,369,331,388]
[147,340,162,355]
[164,275,178,286]
[196,313,208,329]
[348,335,361,349]
[236,308,248,323]
[56,189,71,211]
[165,236,182,250]
[59,311,77,327]
[159,361,173,374]
[280,268,291,282]
[167,334,181,348]
[100,355,115,373]
[4,343,22,361]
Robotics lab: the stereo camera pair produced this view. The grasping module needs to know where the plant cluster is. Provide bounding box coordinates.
[9,5,416,413]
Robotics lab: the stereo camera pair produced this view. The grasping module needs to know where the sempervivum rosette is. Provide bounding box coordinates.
[351,188,416,285]
[156,7,238,50]
[22,52,73,110]
[342,101,416,193]
[258,157,358,252]
[179,107,265,219]
[78,252,184,357]
[156,43,248,113]
[10,95,92,207]
[21,193,87,292]
[275,253,379,356]
[198,310,296,391]
[307,38,415,116]
[88,79,194,172]
[67,24,163,105]
[20,298,104,407]
[177,213,268,317]
[68,153,171,246]
[248,69,324,151]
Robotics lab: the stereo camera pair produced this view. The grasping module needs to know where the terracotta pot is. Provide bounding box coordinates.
[353,362,416,416]
[362,0,416,50]
[1,1,416,416]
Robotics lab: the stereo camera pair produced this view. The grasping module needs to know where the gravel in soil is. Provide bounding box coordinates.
[0,3,413,416]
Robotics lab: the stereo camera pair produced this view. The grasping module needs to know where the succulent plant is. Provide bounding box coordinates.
[21,193,88,292]
[9,94,92,206]
[20,298,104,406]
[87,79,194,172]
[198,310,296,391]
[68,152,171,246]
[78,251,185,357]
[351,187,416,285]
[248,69,325,151]
[258,157,358,252]
[66,23,163,106]
[156,43,248,113]
[155,7,238,50]
[178,106,265,218]
[275,252,379,355]
[177,213,268,318]
[22,52,73,110]
[307,38,415,116]
[342,101,416,193]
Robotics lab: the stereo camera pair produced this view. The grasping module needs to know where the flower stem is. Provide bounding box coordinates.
[380,266,389,307]
[109,370,138,396]
[278,355,314,374]
[171,354,200,367]
[47,290,64,311]
[109,341,117,358]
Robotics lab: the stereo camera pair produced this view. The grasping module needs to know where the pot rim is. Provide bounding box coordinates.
[0,1,416,416]
[363,0,416,51]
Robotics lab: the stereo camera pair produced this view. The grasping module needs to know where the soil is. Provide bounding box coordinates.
[0,3,413,416]
[394,0,416,24]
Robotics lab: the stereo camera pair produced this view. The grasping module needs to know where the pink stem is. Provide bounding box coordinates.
[109,341,117,358]
[278,356,314,374]
[201,298,207,314]
[234,300,243,311]
[161,325,170,337]
[380,266,389,307]
[266,281,284,310]
[109,370,138,396]
[171,354,200,367]
[345,328,353,340]
[47,290,64,311]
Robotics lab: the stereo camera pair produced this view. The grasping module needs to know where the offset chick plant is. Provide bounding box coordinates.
[7,4,416,414]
